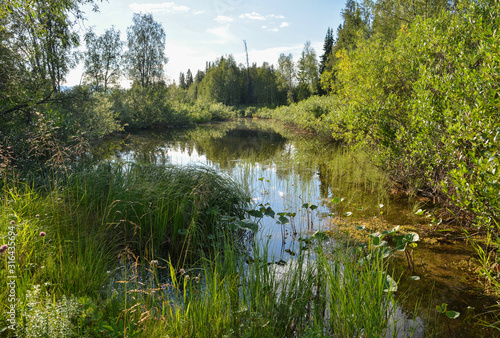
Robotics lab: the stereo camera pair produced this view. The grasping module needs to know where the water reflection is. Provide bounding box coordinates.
[93,119,499,336]
[93,119,414,259]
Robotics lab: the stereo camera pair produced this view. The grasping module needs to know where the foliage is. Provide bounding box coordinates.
[125,13,168,87]
[335,0,500,220]
[0,162,251,334]
[254,95,346,137]
[296,41,320,101]
[277,53,296,104]
[67,162,250,259]
[112,221,403,337]
[198,55,243,106]
[83,26,123,91]
[20,285,84,337]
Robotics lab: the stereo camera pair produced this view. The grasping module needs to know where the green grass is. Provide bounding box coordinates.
[0,162,249,336]
[114,235,407,337]
[0,162,415,337]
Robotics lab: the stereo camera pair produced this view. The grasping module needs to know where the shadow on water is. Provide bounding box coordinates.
[93,118,498,337]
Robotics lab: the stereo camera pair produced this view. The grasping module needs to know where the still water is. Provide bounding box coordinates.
[94,119,420,260]
[94,118,496,336]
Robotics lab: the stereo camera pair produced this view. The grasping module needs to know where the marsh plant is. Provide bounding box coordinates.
[99,230,411,337]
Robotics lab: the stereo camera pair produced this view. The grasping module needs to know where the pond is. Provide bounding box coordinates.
[94,119,417,259]
[94,118,497,336]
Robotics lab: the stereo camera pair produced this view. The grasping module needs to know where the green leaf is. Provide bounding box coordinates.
[311,231,328,242]
[445,311,460,319]
[355,225,366,230]
[405,232,420,242]
[331,197,344,204]
[384,274,398,292]
[278,215,289,224]
[396,241,407,251]
[374,247,392,258]
[382,226,399,235]
[309,204,318,210]
[414,209,425,215]
[248,209,263,218]
[344,211,352,217]
[235,219,259,233]
[436,303,447,313]
[262,207,275,218]
[410,276,420,281]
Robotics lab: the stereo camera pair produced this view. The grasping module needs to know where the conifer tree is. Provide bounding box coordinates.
[319,27,334,75]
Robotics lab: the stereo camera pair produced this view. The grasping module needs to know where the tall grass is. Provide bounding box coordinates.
[66,162,250,261]
[0,162,250,335]
[1,161,418,336]
[119,235,410,337]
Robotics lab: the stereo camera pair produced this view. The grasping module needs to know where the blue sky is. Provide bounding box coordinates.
[66,0,344,86]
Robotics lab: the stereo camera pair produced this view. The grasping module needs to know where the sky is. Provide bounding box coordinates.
[66,0,344,86]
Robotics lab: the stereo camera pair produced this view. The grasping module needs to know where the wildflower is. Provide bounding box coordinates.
[0,244,7,253]
[180,268,185,275]
[39,231,46,237]
[10,220,15,225]
[150,260,158,266]
[184,275,190,280]
[35,214,40,218]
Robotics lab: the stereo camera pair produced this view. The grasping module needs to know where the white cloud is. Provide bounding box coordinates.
[130,2,190,14]
[239,12,266,21]
[269,14,285,19]
[215,15,234,24]
[280,22,289,28]
[206,25,235,44]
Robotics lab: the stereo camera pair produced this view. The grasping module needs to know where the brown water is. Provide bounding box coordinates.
[94,118,498,337]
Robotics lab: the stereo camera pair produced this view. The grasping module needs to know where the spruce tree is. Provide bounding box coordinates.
[319,27,334,75]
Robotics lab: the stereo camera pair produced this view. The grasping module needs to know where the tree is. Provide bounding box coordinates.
[297,40,319,101]
[83,26,123,91]
[179,72,186,89]
[243,40,255,104]
[371,0,450,41]
[253,62,282,106]
[319,27,334,75]
[198,55,243,105]
[320,0,368,93]
[277,53,295,104]
[125,13,168,87]
[186,69,193,87]
[0,0,98,122]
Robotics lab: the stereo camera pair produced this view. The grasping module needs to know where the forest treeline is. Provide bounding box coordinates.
[1,0,499,238]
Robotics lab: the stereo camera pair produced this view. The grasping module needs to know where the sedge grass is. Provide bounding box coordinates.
[1,161,417,337]
[122,233,407,337]
[0,162,250,335]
